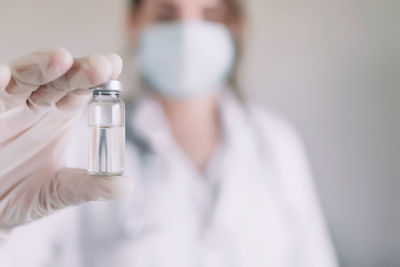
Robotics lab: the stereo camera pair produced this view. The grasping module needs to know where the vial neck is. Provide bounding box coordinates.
[92,91,120,98]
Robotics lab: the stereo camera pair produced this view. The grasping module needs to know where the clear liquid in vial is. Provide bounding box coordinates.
[88,125,125,176]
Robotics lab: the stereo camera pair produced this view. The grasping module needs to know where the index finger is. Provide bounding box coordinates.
[9,47,73,87]
[0,48,73,112]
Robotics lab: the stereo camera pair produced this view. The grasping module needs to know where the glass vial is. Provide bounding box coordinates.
[88,79,125,176]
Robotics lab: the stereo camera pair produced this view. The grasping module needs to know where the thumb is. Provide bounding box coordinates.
[53,168,134,208]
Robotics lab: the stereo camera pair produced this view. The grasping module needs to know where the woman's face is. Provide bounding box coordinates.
[128,0,230,36]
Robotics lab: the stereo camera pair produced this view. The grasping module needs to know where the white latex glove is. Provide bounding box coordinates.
[0,48,133,241]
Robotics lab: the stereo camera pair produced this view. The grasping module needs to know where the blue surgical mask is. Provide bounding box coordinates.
[136,21,236,99]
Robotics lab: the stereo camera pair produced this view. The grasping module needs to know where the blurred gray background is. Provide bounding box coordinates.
[0,0,399,266]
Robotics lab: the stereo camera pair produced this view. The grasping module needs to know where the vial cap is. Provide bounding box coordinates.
[90,79,123,93]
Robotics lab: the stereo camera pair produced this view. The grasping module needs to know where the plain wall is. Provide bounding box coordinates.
[1,0,399,266]
[241,1,400,266]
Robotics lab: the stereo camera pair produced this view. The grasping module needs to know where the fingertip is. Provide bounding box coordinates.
[86,55,113,86]
[107,53,123,79]
[0,64,11,89]
[49,47,73,74]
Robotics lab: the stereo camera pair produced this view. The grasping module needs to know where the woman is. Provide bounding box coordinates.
[0,0,337,266]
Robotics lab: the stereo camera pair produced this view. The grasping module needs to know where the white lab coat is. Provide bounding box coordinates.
[0,91,338,267]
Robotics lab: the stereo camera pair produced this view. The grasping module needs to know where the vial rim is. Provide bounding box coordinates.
[89,79,123,93]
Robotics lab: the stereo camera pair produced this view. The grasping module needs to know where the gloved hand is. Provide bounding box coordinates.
[0,47,133,240]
